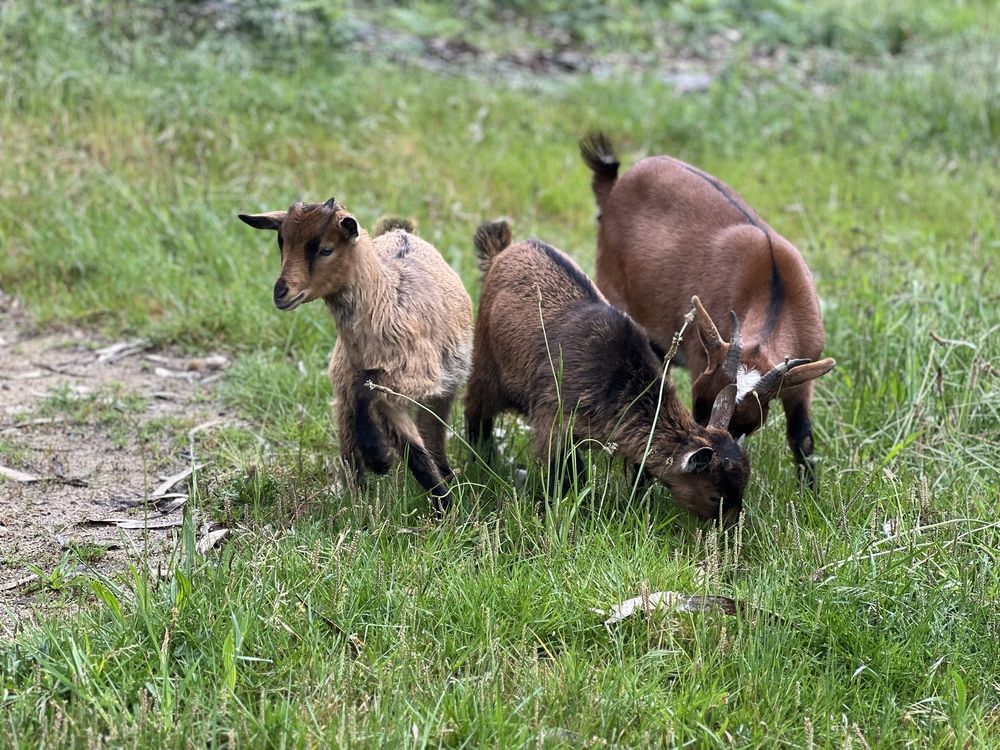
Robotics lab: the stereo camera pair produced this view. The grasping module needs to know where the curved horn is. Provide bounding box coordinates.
[707,383,738,430]
[753,357,812,401]
[692,296,723,358]
[722,310,742,381]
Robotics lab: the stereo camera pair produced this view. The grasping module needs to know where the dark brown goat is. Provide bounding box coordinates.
[239,199,472,513]
[465,220,750,521]
[580,134,835,484]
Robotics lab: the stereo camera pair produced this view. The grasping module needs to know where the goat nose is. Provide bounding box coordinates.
[273,278,289,303]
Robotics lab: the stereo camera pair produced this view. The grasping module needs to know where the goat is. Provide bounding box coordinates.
[465,220,750,522]
[238,199,473,513]
[580,134,836,485]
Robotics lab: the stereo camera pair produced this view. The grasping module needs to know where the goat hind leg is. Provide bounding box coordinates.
[531,409,586,502]
[464,370,503,460]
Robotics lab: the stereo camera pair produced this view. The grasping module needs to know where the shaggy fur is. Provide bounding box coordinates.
[466,220,749,521]
[239,200,472,513]
[580,134,835,484]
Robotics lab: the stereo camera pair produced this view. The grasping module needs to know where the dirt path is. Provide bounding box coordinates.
[0,292,232,636]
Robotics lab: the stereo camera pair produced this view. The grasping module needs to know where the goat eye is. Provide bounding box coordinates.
[319,247,334,256]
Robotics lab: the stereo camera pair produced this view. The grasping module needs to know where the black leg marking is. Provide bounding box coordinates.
[786,401,817,490]
[353,370,393,475]
[405,442,451,515]
[467,415,494,450]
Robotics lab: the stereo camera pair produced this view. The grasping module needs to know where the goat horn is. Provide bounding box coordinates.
[707,383,738,430]
[722,310,742,381]
[753,357,813,400]
[692,296,723,357]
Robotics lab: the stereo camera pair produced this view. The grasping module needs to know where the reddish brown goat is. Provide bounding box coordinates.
[465,220,749,522]
[580,134,835,484]
[239,199,472,513]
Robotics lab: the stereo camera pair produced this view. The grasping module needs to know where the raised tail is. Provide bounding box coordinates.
[373,216,416,236]
[473,219,513,274]
[578,132,620,218]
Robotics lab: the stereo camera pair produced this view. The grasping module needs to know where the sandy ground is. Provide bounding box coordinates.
[0,292,231,636]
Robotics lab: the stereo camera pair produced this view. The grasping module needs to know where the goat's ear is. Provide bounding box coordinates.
[339,215,359,241]
[238,211,286,231]
[782,358,836,389]
[682,446,714,473]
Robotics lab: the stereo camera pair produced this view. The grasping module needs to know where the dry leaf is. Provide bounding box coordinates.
[111,516,185,530]
[0,465,39,483]
[152,496,187,513]
[96,339,151,363]
[598,591,742,626]
[196,528,230,555]
[189,419,229,436]
[152,464,205,497]
[1,370,44,380]
[0,573,40,591]
[154,366,196,380]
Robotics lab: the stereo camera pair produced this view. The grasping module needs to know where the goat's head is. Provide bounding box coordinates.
[238,198,363,311]
[658,382,750,524]
[690,296,835,438]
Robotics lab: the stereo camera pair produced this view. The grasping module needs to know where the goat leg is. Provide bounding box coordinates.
[784,398,818,491]
[464,367,504,462]
[416,393,456,481]
[352,370,395,475]
[380,399,452,516]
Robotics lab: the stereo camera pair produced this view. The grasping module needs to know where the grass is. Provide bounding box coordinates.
[1,0,999,746]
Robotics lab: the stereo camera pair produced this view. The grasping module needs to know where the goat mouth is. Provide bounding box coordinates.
[275,292,307,311]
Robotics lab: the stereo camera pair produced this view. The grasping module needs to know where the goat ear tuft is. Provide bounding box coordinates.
[238,211,286,231]
[339,215,359,241]
[682,446,714,473]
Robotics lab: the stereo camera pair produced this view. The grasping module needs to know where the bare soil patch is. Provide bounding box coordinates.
[0,292,231,636]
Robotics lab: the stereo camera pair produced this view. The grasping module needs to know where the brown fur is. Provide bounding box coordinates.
[466,220,749,521]
[239,199,472,513]
[580,135,835,483]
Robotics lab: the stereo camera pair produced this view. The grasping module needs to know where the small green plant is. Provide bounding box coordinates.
[25,552,86,594]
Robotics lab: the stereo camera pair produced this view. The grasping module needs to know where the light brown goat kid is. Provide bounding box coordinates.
[239,199,472,513]
[465,220,749,522]
[580,134,835,484]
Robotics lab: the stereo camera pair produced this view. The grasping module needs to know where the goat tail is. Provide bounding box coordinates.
[473,219,513,274]
[579,132,619,215]
[374,216,416,236]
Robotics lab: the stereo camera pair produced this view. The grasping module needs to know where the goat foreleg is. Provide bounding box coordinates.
[378,399,451,515]
[783,390,818,491]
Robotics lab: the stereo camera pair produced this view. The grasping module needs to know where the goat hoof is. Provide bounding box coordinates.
[431,491,452,517]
